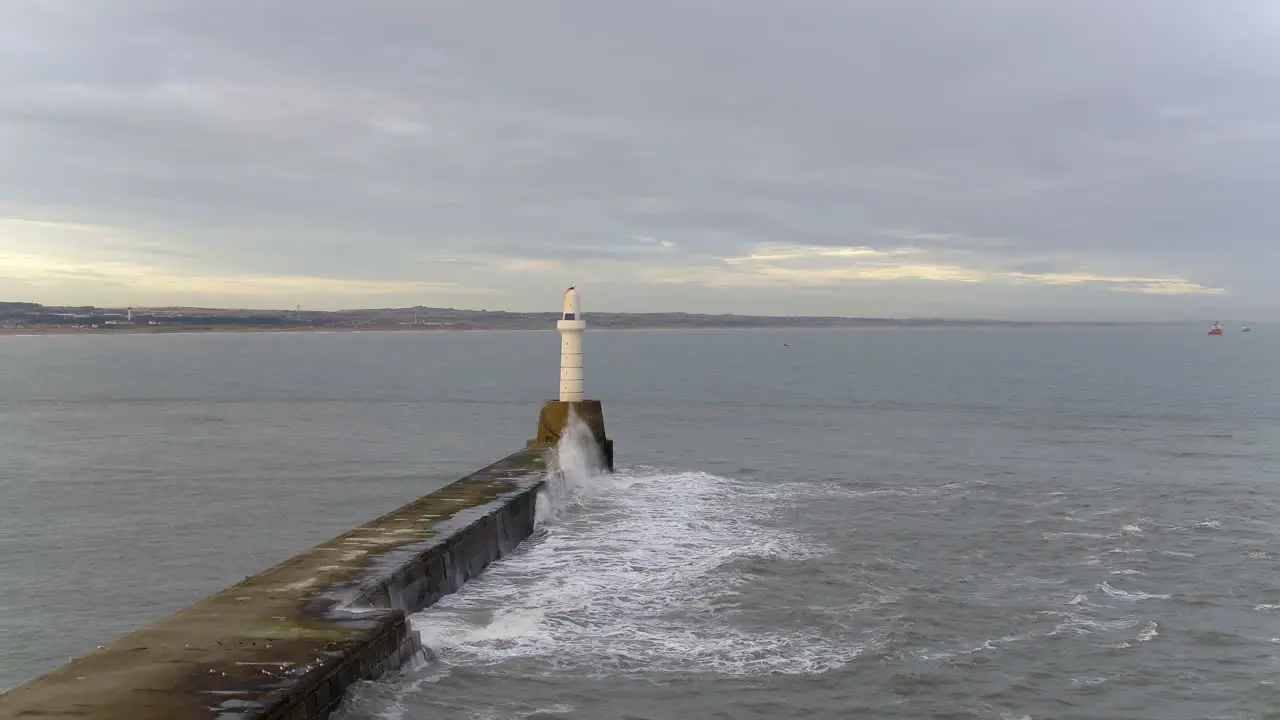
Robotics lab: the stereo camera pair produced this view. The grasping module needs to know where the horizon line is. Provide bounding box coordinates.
[1,300,1265,325]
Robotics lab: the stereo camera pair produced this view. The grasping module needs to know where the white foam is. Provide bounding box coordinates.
[1043,610,1139,637]
[533,410,610,526]
[1096,581,1170,602]
[409,417,853,679]
[918,633,1028,661]
[773,478,986,502]
[1137,621,1159,642]
[332,666,439,720]
[458,708,574,720]
[511,705,574,718]
[1043,531,1109,540]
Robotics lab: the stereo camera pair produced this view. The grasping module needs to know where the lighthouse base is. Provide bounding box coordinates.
[526,399,614,472]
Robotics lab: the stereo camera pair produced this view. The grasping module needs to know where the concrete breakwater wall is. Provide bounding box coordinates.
[0,448,560,720]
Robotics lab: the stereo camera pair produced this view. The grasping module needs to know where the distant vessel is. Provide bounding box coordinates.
[1208,322,1223,335]
[1242,324,1251,333]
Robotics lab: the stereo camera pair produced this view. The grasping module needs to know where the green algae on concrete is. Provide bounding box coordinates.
[0,449,549,720]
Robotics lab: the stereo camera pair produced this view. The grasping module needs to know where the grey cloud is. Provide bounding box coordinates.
[2,0,1278,315]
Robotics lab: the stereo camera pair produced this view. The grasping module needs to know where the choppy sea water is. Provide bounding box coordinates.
[3,327,1279,719]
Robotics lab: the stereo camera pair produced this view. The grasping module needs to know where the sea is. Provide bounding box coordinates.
[2,326,1279,719]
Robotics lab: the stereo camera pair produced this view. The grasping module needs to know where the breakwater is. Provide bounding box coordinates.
[0,287,613,719]
[0,404,611,720]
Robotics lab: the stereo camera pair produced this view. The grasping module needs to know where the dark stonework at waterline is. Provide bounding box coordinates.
[0,402,614,720]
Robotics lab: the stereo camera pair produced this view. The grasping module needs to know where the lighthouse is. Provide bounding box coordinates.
[526,286,613,471]
[558,286,586,402]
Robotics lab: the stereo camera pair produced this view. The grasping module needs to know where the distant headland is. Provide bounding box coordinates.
[0,301,1185,334]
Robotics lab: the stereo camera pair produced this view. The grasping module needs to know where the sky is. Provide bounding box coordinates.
[2,0,1279,320]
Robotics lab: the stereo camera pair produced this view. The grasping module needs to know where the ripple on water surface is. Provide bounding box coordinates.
[411,468,863,678]
[335,425,1280,720]
[336,422,887,719]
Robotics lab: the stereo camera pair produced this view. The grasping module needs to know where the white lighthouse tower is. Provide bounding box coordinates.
[558,286,585,402]
[527,286,612,471]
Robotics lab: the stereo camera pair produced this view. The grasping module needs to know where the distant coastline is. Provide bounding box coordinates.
[0,322,1186,337]
[0,301,1201,335]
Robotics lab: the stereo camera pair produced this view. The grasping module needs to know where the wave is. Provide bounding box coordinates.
[407,416,857,679]
[1096,581,1170,602]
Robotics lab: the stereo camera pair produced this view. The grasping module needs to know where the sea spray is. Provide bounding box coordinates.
[535,408,608,526]
[401,460,859,680]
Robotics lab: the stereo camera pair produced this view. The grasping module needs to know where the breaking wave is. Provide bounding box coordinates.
[406,414,855,679]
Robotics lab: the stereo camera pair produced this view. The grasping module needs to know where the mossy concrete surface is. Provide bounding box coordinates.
[0,449,549,720]
[526,400,613,471]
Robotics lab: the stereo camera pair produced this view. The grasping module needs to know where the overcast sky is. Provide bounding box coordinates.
[2,1,1278,319]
